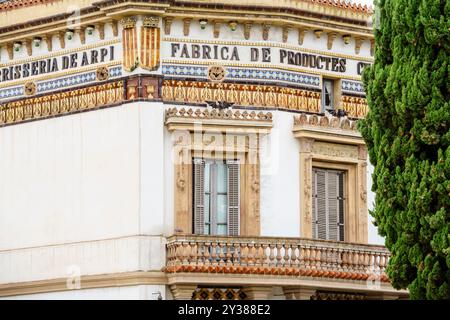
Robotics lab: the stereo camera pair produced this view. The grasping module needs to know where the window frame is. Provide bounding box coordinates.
[312,167,346,242]
[321,78,334,112]
[195,158,230,236]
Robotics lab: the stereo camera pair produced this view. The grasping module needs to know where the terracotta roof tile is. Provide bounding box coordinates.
[0,0,373,14]
[0,0,61,12]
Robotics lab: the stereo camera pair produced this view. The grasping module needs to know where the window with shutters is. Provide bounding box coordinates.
[193,158,240,236]
[312,167,345,241]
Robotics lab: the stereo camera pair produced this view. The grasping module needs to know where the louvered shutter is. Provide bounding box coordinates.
[337,172,345,241]
[227,160,240,236]
[312,168,345,241]
[327,171,339,241]
[312,169,327,240]
[193,159,205,235]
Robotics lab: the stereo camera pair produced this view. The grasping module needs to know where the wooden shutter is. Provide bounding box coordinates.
[227,160,240,236]
[327,171,339,241]
[312,168,345,241]
[312,169,327,240]
[193,159,205,235]
[337,172,345,241]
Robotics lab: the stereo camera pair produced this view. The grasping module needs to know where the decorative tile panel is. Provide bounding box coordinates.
[342,80,365,94]
[162,64,320,88]
[0,66,123,103]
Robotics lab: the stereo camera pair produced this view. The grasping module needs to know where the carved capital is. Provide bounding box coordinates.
[120,17,136,29]
[299,137,314,153]
[143,16,159,28]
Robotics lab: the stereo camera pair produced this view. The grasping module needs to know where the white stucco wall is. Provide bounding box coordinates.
[0,102,167,284]
[259,110,382,244]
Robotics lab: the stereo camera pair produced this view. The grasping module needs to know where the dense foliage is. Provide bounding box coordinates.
[359,0,449,299]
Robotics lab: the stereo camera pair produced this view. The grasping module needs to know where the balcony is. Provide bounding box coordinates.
[164,234,389,281]
[162,235,409,299]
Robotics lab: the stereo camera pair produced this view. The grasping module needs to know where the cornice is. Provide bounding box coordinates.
[0,0,373,42]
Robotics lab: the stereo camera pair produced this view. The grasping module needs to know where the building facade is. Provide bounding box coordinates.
[0,0,408,299]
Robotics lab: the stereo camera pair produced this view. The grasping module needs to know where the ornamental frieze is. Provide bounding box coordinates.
[0,81,123,126]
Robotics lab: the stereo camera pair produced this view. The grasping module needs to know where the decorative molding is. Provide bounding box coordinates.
[0,271,167,298]
[120,17,136,29]
[340,95,368,118]
[143,16,159,28]
[312,141,359,159]
[96,66,109,81]
[213,20,221,38]
[327,32,338,50]
[244,22,252,40]
[96,22,105,40]
[312,291,367,300]
[163,17,173,35]
[193,288,247,300]
[282,25,291,43]
[24,38,32,56]
[79,27,86,45]
[298,28,306,45]
[162,80,322,113]
[262,23,270,41]
[313,29,323,39]
[43,35,52,52]
[355,37,364,55]
[0,81,124,126]
[165,107,273,123]
[293,112,359,130]
[57,31,65,49]
[183,18,192,37]
[24,81,36,96]
[6,43,13,60]
[111,20,119,37]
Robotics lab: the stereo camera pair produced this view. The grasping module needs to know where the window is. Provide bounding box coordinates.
[322,79,334,112]
[312,168,345,241]
[193,158,240,236]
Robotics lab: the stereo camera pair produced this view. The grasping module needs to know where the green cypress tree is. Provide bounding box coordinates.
[359,0,449,299]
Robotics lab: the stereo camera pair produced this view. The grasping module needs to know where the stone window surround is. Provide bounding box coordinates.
[165,107,273,237]
[293,115,368,243]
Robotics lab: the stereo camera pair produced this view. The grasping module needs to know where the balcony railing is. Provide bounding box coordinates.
[164,235,390,283]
